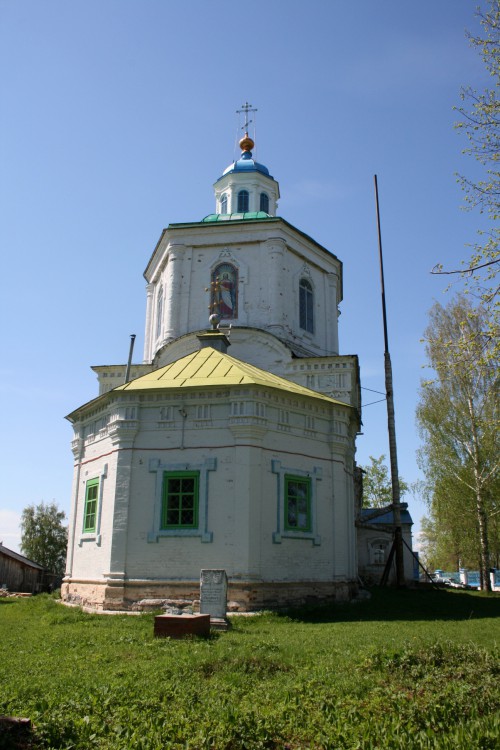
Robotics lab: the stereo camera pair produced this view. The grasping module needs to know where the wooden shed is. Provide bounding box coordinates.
[0,543,45,593]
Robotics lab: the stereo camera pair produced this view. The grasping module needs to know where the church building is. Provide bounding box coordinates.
[62,112,362,611]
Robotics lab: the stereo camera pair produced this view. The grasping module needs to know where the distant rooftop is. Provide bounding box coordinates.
[360,504,413,526]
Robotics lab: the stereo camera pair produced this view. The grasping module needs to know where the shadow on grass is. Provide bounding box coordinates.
[280,586,500,624]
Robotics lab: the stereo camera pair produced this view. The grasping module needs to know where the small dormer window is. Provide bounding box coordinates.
[237,190,249,213]
[260,192,269,213]
[220,193,228,214]
[299,278,314,333]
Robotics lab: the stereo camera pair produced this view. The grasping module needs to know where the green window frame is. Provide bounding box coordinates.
[83,478,99,533]
[284,475,311,532]
[161,471,199,529]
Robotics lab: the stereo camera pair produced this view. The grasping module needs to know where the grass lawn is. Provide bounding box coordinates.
[0,588,499,749]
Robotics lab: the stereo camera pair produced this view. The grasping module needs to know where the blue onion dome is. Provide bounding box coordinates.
[221,132,272,178]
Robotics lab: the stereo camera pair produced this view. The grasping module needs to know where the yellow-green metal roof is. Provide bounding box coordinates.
[114,347,345,406]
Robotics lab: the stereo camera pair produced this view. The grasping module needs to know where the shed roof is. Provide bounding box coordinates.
[0,544,44,570]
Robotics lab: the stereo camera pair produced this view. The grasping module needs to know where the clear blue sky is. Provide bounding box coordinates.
[0,1,489,552]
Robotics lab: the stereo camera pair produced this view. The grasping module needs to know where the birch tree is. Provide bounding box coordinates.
[417,296,499,590]
[433,1,499,358]
[360,455,409,508]
[20,502,68,576]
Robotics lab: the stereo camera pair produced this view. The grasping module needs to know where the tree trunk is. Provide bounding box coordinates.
[476,489,492,591]
[467,389,492,592]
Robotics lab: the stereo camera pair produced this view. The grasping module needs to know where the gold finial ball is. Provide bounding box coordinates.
[239,132,254,152]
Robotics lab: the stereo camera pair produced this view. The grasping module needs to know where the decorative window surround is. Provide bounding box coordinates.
[255,402,267,418]
[272,460,322,545]
[279,409,290,424]
[369,538,390,565]
[148,457,216,542]
[196,404,211,420]
[78,464,107,547]
[159,406,173,421]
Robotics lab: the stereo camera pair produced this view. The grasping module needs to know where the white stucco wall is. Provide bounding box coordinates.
[143,220,342,364]
[65,382,358,598]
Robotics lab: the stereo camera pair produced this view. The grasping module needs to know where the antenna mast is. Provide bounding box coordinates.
[374,175,405,587]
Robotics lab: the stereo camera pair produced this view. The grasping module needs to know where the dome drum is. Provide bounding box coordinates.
[214,137,280,216]
[214,171,279,216]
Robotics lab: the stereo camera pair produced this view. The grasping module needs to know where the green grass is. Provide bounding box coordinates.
[0,588,499,749]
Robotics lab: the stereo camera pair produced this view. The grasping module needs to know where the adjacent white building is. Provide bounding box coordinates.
[62,128,362,611]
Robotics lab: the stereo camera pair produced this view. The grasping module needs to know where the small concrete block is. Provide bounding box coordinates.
[154,613,211,639]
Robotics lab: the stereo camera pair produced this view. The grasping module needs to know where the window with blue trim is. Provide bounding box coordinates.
[260,192,269,213]
[237,190,249,212]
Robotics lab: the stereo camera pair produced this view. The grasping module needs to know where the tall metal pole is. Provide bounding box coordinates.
[374,175,405,587]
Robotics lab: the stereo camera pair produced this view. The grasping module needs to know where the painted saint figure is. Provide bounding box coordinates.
[211,263,238,319]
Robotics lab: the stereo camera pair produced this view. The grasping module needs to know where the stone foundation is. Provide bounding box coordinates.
[61,577,357,612]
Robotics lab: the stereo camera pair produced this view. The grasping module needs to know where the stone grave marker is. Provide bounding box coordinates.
[200,569,228,629]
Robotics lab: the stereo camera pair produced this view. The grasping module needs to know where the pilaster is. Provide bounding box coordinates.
[264,237,287,333]
[327,271,339,355]
[163,244,185,341]
[65,427,85,578]
[105,410,139,582]
[143,283,154,362]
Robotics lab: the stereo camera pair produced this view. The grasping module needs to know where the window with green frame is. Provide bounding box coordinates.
[161,471,199,529]
[83,478,99,533]
[284,475,311,532]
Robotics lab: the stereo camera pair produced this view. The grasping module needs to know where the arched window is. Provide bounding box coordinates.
[220,193,228,214]
[299,278,314,333]
[156,286,163,339]
[237,190,249,213]
[211,263,238,319]
[260,192,269,213]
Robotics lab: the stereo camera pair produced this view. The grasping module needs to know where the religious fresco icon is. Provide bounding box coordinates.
[211,263,238,319]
